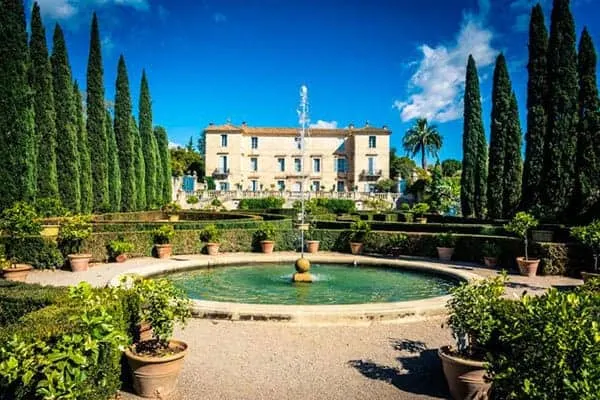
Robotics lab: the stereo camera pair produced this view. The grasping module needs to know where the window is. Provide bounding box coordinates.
[335,158,347,173]
[313,158,321,173]
[220,134,228,147]
[250,157,258,171]
[292,182,302,192]
[368,135,376,148]
[277,180,285,191]
[337,181,345,192]
[219,182,229,191]
[218,155,228,173]
[277,158,285,172]
[312,181,320,192]
[368,157,376,174]
[251,180,258,192]
[294,158,302,173]
[251,137,258,149]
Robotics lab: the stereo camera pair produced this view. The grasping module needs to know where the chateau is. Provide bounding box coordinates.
[203,122,390,192]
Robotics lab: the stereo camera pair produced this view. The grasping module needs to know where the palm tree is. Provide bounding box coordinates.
[402,118,443,170]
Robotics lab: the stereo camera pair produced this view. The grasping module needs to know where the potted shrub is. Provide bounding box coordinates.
[153,225,175,259]
[349,220,371,255]
[436,232,456,261]
[254,222,276,254]
[162,202,181,222]
[0,202,42,281]
[439,274,507,400]
[482,241,501,268]
[124,277,191,399]
[399,203,414,223]
[107,238,135,263]
[199,224,221,255]
[412,203,430,224]
[57,215,93,272]
[504,212,539,277]
[305,225,319,253]
[571,220,600,282]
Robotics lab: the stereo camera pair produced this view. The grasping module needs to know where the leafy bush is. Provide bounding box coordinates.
[436,232,456,248]
[0,281,66,327]
[412,202,430,217]
[482,241,501,258]
[238,196,285,210]
[33,198,69,218]
[161,202,181,214]
[152,224,175,244]
[349,220,371,242]
[488,288,600,399]
[504,212,539,260]
[210,198,222,207]
[0,202,42,239]
[1,237,64,270]
[253,222,276,242]
[107,238,135,259]
[199,224,221,243]
[571,220,600,272]
[186,195,199,205]
[57,215,93,255]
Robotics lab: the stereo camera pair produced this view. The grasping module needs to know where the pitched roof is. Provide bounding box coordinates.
[203,123,390,136]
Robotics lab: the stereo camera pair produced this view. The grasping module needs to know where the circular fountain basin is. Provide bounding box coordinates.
[110,253,481,324]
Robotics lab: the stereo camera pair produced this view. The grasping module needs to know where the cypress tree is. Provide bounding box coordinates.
[86,13,109,211]
[139,71,158,208]
[113,55,136,211]
[0,0,37,208]
[503,92,523,218]
[461,55,487,218]
[542,0,578,218]
[106,110,121,211]
[29,2,59,201]
[155,126,172,204]
[73,81,93,214]
[522,4,548,213]
[51,24,81,212]
[487,54,512,219]
[572,28,600,216]
[132,116,147,210]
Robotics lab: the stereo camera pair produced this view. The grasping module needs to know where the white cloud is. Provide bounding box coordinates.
[101,35,114,54]
[393,4,497,123]
[212,12,227,23]
[510,0,550,32]
[168,141,183,149]
[309,120,338,129]
[35,0,149,20]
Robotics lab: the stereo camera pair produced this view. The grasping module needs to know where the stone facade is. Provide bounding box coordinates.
[204,122,390,192]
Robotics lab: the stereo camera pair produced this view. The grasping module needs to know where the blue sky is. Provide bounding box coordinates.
[30,0,600,164]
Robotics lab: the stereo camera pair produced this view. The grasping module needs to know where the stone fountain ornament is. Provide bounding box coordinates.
[292,84,314,283]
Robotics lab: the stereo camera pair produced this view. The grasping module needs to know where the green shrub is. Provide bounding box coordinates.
[349,220,371,242]
[1,237,64,270]
[436,232,456,248]
[0,202,42,238]
[482,241,501,258]
[253,222,276,242]
[57,215,93,255]
[488,289,600,399]
[161,202,181,214]
[186,195,199,205]
[210,198,222,207]
[199,224,221,243]
[238,196,285,210]
[107,238,135,259]
[0,281,66,327]
[571,220,600,273]
[152,225,174,244]
[33,198,69,218]
[412,203,430,217]
[504,212,539,260]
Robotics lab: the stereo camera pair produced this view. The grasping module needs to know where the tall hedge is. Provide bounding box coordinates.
[51,24,81,212]
[461,55,487,218]
[106,110,121,212]
[113,55,136,212]
[138,71,158,208]
[132,116,146,210]
[0,0,37,208]
[29,3,59,201]
[542,0,578,219]
[154,126,172,204]
[522,4,548,213]
[86,13,109,211]
[572,28,600,216]
[74,81,93,214]
[503,92,523,218]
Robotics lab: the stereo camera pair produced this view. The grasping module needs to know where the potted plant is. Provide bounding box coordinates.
[439,274,506,400]
[399,203,414,223]
[57,215,93,272]
[199,224,221,256]
[123,277,191,399]
[305,225,319,253]
[349,220,371,255]
[107,238,135,263]
[482,241,501,268]
[153,225,175,259]
[504,212,539,277]
[0,202,42,281]
[412,203,430,224]
[571,220,600,282]
[162,202,181,222]
[254,222,276,254]
[436,232,456,261]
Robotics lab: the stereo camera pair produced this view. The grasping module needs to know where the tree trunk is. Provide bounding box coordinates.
[421,144,427,170]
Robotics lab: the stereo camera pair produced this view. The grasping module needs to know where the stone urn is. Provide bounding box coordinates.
[206,242,220,256]
[516,257,540,277]
[155,244,172,259]
[439,346,490,400]
[68,254,92,272]
[124,340,188,399]
[306,240,320,253]
[1,263,33,282]
[350,242,364,255]
[260,240,274,254]
[483,257,498,268]
[115,254,128,263]
[437,247,454,261]
[416,217,427,224]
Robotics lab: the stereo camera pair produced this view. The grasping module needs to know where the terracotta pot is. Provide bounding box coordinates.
[581,271,600,283]
[483,257,498,268]
[206,242,220,256]
[68,254,92,272]
[437,247,454,261]
[1,264,33,282]
[516,257,540,277]
[155,244,172,259]
[306,240,320,253]
[416,217,427,224]
[115,254,128,263]
[350,242,364,255]
[125,339,188,399]
[438,346,490,400]
[260,240,274,254]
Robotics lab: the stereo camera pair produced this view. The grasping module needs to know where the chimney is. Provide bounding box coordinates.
[365,120,370,127]
[208,122,214,126]
[348,123,354,129]
[241,121,247,127]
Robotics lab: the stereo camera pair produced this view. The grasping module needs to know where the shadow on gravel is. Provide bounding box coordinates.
[348,339,449,399]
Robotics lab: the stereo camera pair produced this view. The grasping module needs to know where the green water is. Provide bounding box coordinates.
[166,263,458,305]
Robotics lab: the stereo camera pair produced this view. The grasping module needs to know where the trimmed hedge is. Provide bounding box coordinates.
[314,220,508,236]
[0,281,66,327]
[238,197,285,210]
[0,237,64,269]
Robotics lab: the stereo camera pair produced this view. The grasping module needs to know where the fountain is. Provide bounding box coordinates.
[292,84,314,283]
